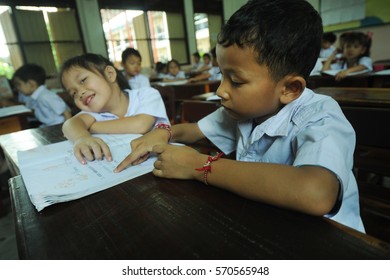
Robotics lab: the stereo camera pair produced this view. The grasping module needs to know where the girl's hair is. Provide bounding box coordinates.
[60,53,129,91]
[340,32,371,57]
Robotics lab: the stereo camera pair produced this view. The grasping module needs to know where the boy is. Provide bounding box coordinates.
[320,32,337,59]
[12,64,71,127]
[121,47,150,89]
[115,0,364,233]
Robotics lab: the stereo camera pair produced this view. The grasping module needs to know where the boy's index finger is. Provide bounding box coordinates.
[114,150,143,173]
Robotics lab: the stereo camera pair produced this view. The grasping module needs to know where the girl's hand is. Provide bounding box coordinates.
[73,136,112,164]
[114,128,171,172]
[335,70,349,81]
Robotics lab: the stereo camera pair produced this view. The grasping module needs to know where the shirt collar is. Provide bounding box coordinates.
[250,88,313,140]
[31,85,46,100]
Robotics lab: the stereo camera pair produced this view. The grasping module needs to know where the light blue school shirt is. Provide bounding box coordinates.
[198,88,365,233]
[331,56,373,72]
[128,73,150,89]
[25,85,68,127]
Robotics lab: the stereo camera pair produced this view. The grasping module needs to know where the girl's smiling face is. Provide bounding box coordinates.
[62,66,116,113]
[215,44,285,122]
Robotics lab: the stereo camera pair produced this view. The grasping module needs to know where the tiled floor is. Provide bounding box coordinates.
[0,192,18,260]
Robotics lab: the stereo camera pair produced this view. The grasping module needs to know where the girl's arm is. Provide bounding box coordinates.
[151,144,339,216]
[334,64,368,81]
[62,114,112,164]
[89,114,156,134]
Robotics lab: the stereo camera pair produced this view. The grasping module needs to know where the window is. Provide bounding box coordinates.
[100,8,188,73]
[0,3,83,78]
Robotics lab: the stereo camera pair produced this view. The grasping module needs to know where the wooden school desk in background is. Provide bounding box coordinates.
[0,105,32,135]
[315,87,390,243]
[307,73,372,89]
[2,124,390,259]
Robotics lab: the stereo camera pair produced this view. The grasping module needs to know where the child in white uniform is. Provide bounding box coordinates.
[60,53,169,165]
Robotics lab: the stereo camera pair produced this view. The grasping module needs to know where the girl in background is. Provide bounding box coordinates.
[163,59,186,81]
[322,32,372,81]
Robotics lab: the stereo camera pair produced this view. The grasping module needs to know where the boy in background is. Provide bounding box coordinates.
[116,0,364,233]
[12,63,71,127]
[121,47,150,89]
[320,32,337,59]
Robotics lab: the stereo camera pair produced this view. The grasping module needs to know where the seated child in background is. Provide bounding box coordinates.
[162,59,186,82]
[12,64,72,127]
[190,52,202,71]
[322,31,373,81]
[188,47,221,83]
[151,61,167,80]
[319,32,337,59]
[116,0,365,233]
[121,47,150,89]
[196,53,212,73]
[60,53,169,164]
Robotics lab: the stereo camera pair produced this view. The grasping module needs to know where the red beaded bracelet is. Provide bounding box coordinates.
[154,123,172,141]
[195,152,224,185]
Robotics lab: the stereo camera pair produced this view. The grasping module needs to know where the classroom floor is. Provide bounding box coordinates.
[0,194,18,260]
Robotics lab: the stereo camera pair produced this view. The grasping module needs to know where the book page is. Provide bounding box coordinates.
[0,105,31,118]
[18,134,155,211]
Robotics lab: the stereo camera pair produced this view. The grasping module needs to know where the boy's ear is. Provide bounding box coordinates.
[104,65,117,82]
[279,75,306,105]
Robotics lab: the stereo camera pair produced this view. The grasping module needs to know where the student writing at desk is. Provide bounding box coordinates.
[12,64,72,127]
[116,0,364,233]
[60,53,169,164]
[322,32,373,81]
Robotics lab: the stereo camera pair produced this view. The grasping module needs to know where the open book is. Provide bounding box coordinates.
[17,134,156,211]
[0,105,31,118]
[321,69,370,76]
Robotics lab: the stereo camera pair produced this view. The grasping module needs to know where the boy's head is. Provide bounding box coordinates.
[322,32,337,50]
[192,52,200,64]
[121,47,142,78]
[167,59,181,76]
[12,63,46,95]
[218,0,322,82]
[202,53,211,65]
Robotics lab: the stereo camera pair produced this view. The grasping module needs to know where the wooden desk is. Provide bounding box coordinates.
[3,125,390,259]
[0,113,31,135]
[314,87,390,108]
[307,74,372,89]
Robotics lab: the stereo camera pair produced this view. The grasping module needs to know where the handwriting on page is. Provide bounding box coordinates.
[18,134,156,211]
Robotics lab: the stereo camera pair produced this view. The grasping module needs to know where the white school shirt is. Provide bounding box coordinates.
[128,73,150,89]
[208,66,222,81]
[164,71,186,80]
[330,56,373,72]
[78,87,169,125]
[25,85,69,127]
[319,46,335,59]
[198,88,365,233]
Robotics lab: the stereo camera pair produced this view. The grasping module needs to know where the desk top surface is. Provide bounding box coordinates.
[314,87,390,107]
[4,125,390,259]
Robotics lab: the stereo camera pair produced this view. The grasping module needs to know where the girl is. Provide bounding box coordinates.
[162,59,186,82]
[60,53,169,165]
[322,32,372,81]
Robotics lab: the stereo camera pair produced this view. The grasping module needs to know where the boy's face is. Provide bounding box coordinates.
[168,62,180,76]
[215,44,284,122]
[122,55,141,77]
[12,77,36,96]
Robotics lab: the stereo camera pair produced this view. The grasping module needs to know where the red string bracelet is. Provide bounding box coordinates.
[154,123,172,141]
[195,152,224,185]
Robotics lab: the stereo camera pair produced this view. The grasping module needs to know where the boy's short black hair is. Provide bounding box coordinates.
[218,0,323,81]
[202,53,211,60]
[192,52,200,59]
[121,47,142,64]
[13,63,46,85]
[323,32,337,44]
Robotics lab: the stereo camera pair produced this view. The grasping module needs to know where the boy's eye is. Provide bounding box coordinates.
[231,79,244,87]
[80,77,87,84]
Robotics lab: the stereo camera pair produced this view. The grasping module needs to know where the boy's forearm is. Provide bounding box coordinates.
[171,123,205,143]
[204,159,339,216]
